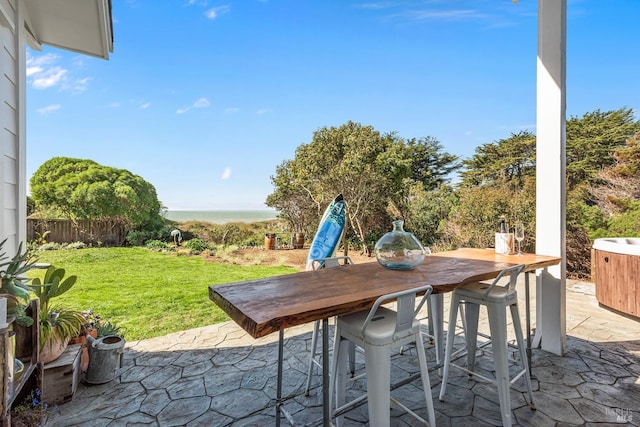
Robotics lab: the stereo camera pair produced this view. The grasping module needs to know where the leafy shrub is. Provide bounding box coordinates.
[66,241,87,250]
[183,238,211,255]
[177,221,273,247]
[605,201,640,237]
[145,240,168,250]
[240,235,264,247]
[126,230,155,247]
[37,242,62,251]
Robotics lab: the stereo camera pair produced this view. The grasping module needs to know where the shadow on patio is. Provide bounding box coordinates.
[46,280,640,426]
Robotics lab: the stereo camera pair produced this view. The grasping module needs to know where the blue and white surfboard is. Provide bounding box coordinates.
[306,194,346,271]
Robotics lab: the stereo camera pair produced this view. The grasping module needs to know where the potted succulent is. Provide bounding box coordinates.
[0,239,37,327]
[85,315,126,384]
[71,310,125,372]
[29,266,85,364]
[0,239,40,384]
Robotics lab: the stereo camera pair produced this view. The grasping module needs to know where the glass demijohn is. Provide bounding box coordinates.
[374,220,428,270]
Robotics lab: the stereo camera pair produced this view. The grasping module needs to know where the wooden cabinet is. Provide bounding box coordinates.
[594,249,640,318]
[0,300,42,427]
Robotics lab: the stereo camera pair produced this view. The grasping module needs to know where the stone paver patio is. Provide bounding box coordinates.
[46,279,640,426]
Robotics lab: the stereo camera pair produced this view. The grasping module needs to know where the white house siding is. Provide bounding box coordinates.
[0,0,20,253]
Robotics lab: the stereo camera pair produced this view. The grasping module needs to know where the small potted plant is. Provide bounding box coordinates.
[29,266,85,364]
[0,239,38,327]
[0,239,40,387]
[71,310,122,372]
[84,313,125,384]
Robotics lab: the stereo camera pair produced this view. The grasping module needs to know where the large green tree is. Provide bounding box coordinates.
[460,130,536,188]
[405,183,459,248]
[587,131,640,238]
[267,121,460,250]
[448,107,640,278]
[30,157,164,234]
[566,108,638,189]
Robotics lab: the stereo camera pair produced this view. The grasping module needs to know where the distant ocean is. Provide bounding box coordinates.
[165,210,278,224]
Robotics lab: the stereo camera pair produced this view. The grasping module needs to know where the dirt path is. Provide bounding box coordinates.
[208,247,377,270]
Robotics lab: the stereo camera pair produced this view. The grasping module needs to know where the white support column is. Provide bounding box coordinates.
[536,0,567,355]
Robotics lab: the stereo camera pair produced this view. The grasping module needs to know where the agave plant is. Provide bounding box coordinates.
[0,238,39,326]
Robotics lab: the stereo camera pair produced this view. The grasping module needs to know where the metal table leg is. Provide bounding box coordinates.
[430,294,444,368]
[276,329,284,427]
[322,318,330,426]
[525,272,533,377]
[275,322,331,427]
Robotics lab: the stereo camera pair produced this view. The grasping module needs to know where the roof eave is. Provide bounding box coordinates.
[24,0,114,60]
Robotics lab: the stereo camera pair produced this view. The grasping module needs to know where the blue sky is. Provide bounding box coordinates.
[25,0,640,211]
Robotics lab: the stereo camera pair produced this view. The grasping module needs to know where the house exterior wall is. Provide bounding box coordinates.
[0,0,21,253]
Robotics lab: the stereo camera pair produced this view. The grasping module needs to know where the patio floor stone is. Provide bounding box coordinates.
[46,279,640,426]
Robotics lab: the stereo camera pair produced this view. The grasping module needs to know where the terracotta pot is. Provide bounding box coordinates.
[69,329,97,372]
[40,335,69,364]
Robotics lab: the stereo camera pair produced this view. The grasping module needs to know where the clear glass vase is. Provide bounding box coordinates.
[374,220,428,270]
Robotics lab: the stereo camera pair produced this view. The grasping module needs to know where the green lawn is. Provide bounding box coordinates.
[27,247,296,341]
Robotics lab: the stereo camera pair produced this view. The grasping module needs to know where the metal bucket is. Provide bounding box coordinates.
[85,335,125,384]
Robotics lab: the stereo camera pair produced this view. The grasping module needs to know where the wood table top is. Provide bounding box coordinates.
[209,248,561,339]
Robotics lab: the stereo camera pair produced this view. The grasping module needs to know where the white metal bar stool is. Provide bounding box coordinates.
[304,256,357,396]
[439,264,534,427]
[330,284,436,427]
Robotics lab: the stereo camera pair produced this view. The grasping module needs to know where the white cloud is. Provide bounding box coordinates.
[256,108,271,115]
[403,9,487,21]
[193,97,210,108]
[32,67,67,89]
[221,167,232,180]
[70,77,92,94]
[224,107,240,114]
[110,102,121,108]
[27,51,93,93]
[26,66,43,77]
[27,52,59,68]
[356,2,395,10]
[205,5,230,19]
[140,102,151,109]
[71,56,86,67]
[185,0,207,5]
[27,53,65,88]
[176,97,211,114]
[36,104,61,114]
[464,130,473,137]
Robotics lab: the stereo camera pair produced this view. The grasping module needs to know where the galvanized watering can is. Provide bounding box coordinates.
[85,335,125,384]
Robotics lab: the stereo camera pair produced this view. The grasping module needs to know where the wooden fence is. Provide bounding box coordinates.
[27,219,127,246]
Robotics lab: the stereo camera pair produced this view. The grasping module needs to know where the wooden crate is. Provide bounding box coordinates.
[42,344,82,405]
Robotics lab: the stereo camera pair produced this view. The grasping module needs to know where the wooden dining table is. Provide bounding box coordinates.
[209,248,561,426]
